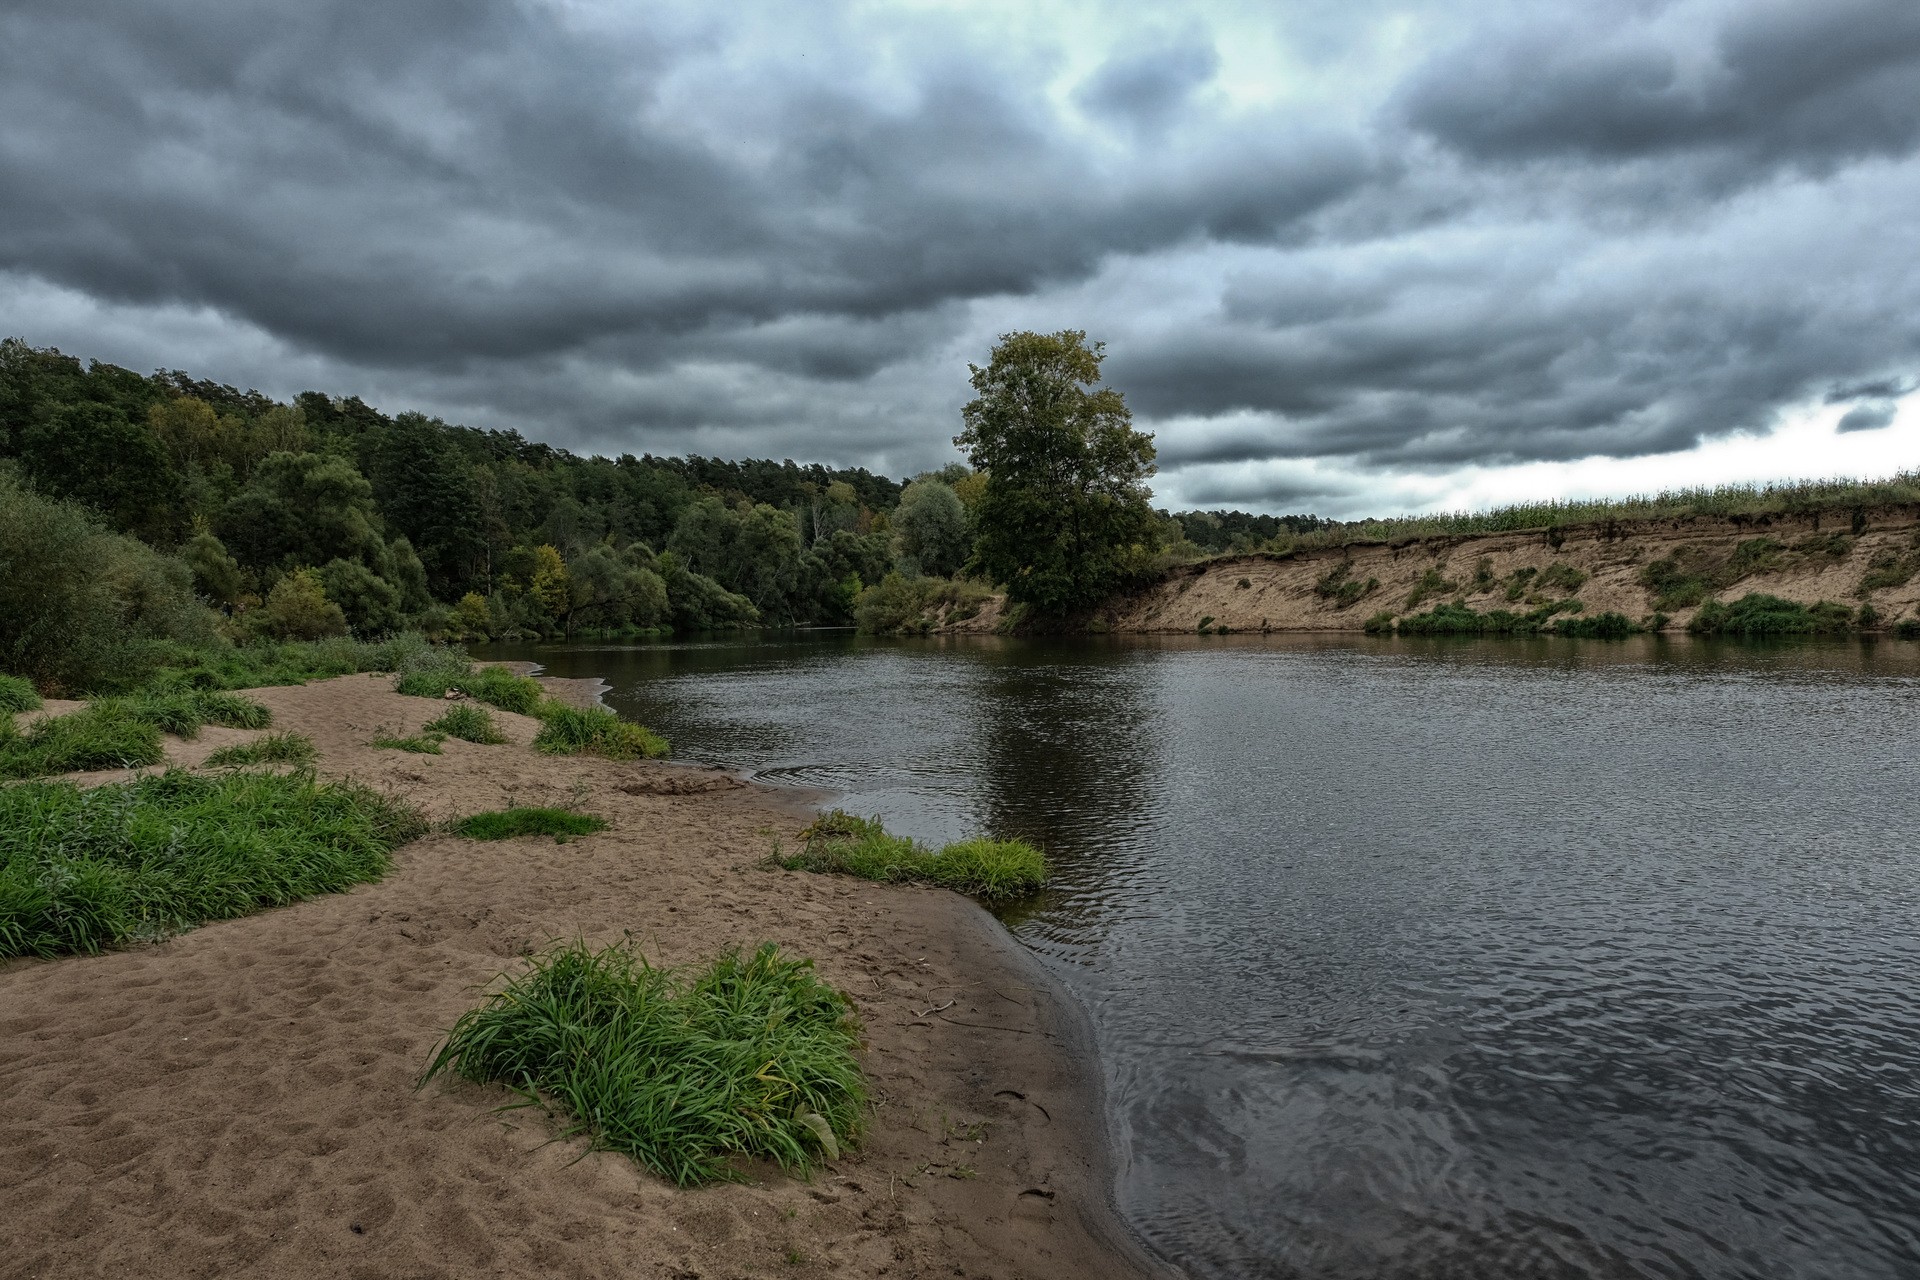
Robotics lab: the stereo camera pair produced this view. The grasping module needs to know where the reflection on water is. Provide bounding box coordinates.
[479,633,1920,1280]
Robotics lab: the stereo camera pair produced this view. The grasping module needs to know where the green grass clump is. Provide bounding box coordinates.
[1554,611,1639,639]
[454,807,609,841]
[1536,562,1590,594]
[1689,594,1855,637]
[0,769,424,957]
[777,811,1047,902]
[0,705,164,779]
[396,657,545,716]
[1314,562,1378,609]
[204,733,318,768]
[424,703,507,744]
[134,633,446,694]
[105,688,272,738]
[420,939,866,1187]
[532,704,669,760]
[373,732,443,754]
[1404,568,1458,609]
[0,675,42,714]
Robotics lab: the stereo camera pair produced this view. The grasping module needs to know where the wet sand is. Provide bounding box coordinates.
[0,674,1171,1280]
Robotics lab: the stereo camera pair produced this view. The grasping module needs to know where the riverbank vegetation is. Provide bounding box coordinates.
[777,810,1047,902]
[420,939,865,1186]
[454,807,608,841]
[0,769,423,958]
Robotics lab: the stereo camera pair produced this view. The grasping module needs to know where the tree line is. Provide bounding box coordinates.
[0,331,1321,688]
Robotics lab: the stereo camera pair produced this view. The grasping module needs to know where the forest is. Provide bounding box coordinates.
[0,336,1295,690]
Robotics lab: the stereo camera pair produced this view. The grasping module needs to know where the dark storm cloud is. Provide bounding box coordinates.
[1398,0,1920,173]
[0,0,1917,496]
[1836,404,1897,434]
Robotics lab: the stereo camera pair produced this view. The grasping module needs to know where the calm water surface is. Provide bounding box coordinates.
[480,633,1920,1280]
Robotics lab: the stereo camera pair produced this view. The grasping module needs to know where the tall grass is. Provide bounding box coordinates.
[423,704,506,744]
[204,733,318,767]
[532,704,669,760]
[395,658,545,715]
[776,811,1047,902]
[420,940,866,1186]
[0,706,164,779]
[0,674,42,714]
[454,807,608,841]
[135,632,450,694]
[0,769,424,957]
[1281,471,1920,550]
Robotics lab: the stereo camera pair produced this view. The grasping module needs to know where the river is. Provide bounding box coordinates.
[477,632,1920,1280]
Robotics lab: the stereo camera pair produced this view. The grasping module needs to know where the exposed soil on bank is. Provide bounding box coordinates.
[1107,505,1920,634]
[1,675,1169,1280]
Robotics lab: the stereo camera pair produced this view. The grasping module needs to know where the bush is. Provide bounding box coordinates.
[204,733,318,767]
[424,703,506,744]
[0,674,41,714]
[1688,593,1855,636]
[777,810,1047,902]
[1895,617,1920,639]
[420,940,865,1186]
[1554,611,1638,639]
[0,706,164,779]
[0,472,221,692]
[0,769,424,957]
[1314,562,1377,609]
[253,569,348,641]
[532,704,669,760]
[454,807,607,841]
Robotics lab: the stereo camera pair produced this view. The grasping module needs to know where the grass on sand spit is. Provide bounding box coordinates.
[0,769,425,958]
[454,807,608,842]
[0,689,276,780]
[424,703,507,744]
[776,810,1047,903]
[532,704,669,760]
[203,733,318,768]
[420,940,865,1187]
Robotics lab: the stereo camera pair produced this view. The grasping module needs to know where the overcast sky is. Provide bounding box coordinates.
[3,0,1918,517]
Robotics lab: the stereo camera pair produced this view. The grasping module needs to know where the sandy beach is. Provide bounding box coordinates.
[0,673,1169,1280]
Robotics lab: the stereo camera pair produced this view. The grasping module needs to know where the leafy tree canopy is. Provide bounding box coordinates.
[955,330,1160,614]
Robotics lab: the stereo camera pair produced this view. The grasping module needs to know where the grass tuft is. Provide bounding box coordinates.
[454,807,608,841]
[0,769,424,957]
[373,731,443,754]
[424,703,507,745]
[396,659,545,715]
[0,675,42,714]
[420,939,866,1187]
[532,703,669,760]
[0,705,164,779]
[776,811,1047,902]
[104,689,272,739]
[203,733,318,768]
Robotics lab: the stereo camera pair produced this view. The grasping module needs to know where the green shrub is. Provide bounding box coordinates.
[0,472,221,693]
[1554,611,1638,639]
[532,704,669,760]
[252,568,349,641]
[454,807,608,841]
[777,810,1047,902]
[420,940,865,1187]
[1502,566,1538,602]
[0,706,164,779]
[1688,593,1855,636]
[395,655,544,716]
[1894,617,1920,640]
[0,769,424,956]
[424,703,506,745]
[0,674,41,714]
[1314,562,1378,609]
[204,733,318,767]
[1536,562,1590,594]
[1858,549,1919,595]
[1363,610,1397,635]
[1404,567,1458,609]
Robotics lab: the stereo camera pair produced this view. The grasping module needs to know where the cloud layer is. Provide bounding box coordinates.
[2,0,1917,514]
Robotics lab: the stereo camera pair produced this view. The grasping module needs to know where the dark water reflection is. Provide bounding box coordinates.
[478,633,1920,1280]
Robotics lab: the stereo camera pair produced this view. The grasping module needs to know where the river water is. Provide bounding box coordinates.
[478,633,1920,1280]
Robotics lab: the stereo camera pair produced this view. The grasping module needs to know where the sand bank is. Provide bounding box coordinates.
[0,674,1171,1280]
